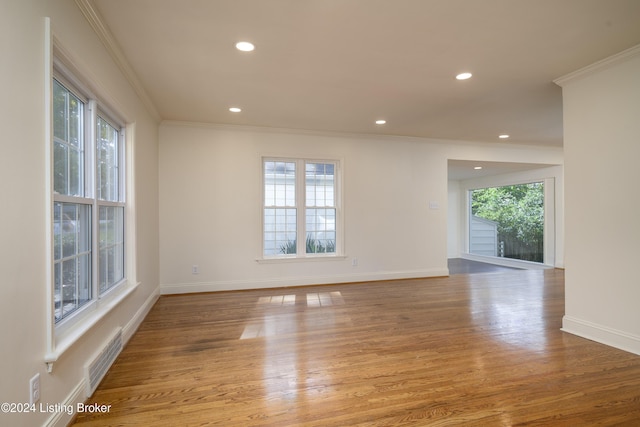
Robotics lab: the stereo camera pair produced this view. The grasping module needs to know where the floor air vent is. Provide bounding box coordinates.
[85,327,123,396]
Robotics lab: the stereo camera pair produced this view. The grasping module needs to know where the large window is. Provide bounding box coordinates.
[52,76,125,324]
[263,159,339,258]
[469,182,544,263]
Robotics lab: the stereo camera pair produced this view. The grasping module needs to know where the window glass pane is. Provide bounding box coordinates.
[68,146,81,197]
[69,96,82,148]
[53,80,68,142]
[53,203,91,259]
[61,204,77,258]
[470,182,544,263]
[305,208,336,254]
[53,141,68,195]
[264,161,295,207]
[54,262,62,322]
[52,79,84,197]
[99,206,124,294]
[264,207,296,256]
[97,116,119,201]
[53,205,61,260]
[306,162,335,207]
[53,202,91,323]
[60,258,77,319]
[77,252,91,304]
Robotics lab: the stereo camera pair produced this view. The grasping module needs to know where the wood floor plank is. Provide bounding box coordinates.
[71,270,640,426]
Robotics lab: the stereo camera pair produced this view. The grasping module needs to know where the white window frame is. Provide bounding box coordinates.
[260,157,344,261]
[45,34,137,371]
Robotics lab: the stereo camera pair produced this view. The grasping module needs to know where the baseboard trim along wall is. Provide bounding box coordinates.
[122,286,160,345]
[44,380,85,427]
[562,315,640,356]
[160,269,450,295]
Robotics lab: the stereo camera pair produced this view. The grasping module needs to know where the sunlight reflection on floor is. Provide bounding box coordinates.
[240,291,348,339]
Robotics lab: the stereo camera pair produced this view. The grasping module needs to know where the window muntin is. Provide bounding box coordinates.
[263,158,339,258]
[52,76,126,325]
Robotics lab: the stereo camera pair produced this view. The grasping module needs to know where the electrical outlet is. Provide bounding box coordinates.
[352,257,358,267]
[29,373,40,404]
[192,265,199,274]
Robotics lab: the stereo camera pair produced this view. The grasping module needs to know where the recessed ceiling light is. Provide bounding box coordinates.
[235,41,255,52]
[499,134,510,139]
[375,119,386,125]
[456,72,472,80]
[229,107,242,113]
[474,166,483,170]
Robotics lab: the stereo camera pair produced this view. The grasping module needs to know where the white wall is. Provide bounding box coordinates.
[558,46,640,355]
[159,124,450,292]
[0,1,160,426]
[159,123,563,293]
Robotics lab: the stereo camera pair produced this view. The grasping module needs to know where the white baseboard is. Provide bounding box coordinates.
[160,269,449,295]
[44,379,86,427]
[562,315,640,356]
[122,285,160,344]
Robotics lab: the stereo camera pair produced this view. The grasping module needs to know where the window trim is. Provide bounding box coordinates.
[51,75,130,324]
[260,156,344,261]
[45,31,138,370]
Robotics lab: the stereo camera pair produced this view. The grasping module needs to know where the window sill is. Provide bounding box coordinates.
[45,280,139,372]
[256,255,348,264]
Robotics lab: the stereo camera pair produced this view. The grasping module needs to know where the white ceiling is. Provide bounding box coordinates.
[447,160,553,181]
[91,0,640,147]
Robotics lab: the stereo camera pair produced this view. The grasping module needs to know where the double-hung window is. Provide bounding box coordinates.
[263,158,340,258]
[52,75,125,325]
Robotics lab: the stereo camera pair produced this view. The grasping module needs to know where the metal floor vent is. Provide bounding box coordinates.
[85,328,123,396]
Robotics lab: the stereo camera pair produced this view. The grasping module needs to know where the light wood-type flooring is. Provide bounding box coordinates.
[72,269,640,426]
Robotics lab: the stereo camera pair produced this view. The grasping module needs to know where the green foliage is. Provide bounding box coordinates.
[280,239,297,254]
[472,182,544,262]
[280,235,336,255]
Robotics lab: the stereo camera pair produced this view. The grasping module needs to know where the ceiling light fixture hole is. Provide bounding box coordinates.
[235,41,255,52]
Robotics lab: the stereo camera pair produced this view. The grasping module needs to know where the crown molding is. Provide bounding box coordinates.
[554,43,640,87]
[75,0,161,122]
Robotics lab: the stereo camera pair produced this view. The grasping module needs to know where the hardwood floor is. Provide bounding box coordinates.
[72,270,640,426]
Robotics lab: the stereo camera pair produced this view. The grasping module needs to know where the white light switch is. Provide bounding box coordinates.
[429,201,440,209]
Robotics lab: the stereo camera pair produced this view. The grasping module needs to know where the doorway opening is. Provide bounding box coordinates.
[470,182,544,263]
